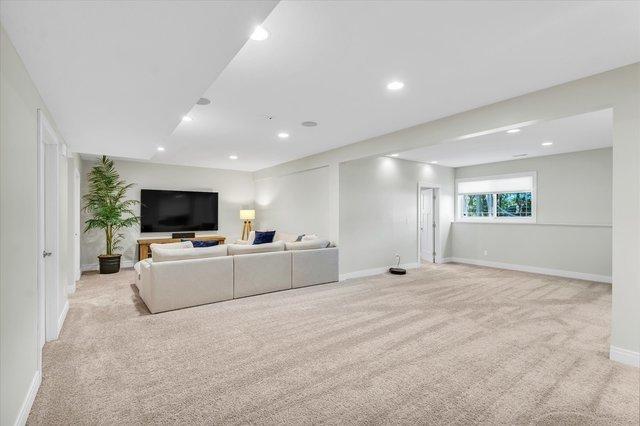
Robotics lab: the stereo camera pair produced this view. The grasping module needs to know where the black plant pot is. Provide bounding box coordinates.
[98,254,121,274]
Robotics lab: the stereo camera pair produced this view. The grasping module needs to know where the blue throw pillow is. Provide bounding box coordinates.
[182,239,219,248]
[253,230,276,245]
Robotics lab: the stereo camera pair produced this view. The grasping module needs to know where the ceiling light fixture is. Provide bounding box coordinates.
[250,25,269,41]
[196,97,211,105]
[278,132,290,139]
[157,146,165,152]
[506,129,521,134]
[541,141,554,146]
[387,81,405,91]
[301,121,318,127]
[390,153,399,157]
[182,116,192,122]
[513,154,528,158]
[229,155,238,160]
[430,161,438,164]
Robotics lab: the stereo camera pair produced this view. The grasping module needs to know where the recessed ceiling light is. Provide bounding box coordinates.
[541,141,554,146]
[278,132,290,139]
[430,160,438,164]
[513,154,528,158]
[387,81,405,91]
[157,146,165,152]
[301,121,318,127]
[506,129,521,134]
[250,25,269,41]
[182,116,192,122]
[229,155,238,160]
[196,97,211,106]
[390,153,399,157]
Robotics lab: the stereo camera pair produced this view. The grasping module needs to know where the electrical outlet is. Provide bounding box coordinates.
[483,250,488,256]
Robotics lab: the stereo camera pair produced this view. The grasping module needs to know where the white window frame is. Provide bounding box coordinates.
[455,171,537,223]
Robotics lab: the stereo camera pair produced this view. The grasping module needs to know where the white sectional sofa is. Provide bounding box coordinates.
[135,236,338,313]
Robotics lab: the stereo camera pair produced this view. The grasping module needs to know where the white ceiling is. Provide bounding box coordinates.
[2,1,638,171]
[158,1,639,171]
[0,0,277,158]
[395,109,612,168]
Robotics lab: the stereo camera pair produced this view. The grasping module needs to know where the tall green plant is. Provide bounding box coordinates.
[83,156,140,255]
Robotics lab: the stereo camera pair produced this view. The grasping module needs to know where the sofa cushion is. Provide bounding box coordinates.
[285,239,331,251]
[301,234,319,241]
[150,241,193,252]
[247,230,301,244]
[152,245,228,262]
[184,239,219,248]
[253,230,276,245]
[228,240,285,255]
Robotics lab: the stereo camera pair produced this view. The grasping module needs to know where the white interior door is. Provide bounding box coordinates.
[38,110,61,345]
[420,188,434,262]
[74,169,81,282]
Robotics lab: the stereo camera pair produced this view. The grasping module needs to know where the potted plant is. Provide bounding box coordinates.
[83,156,140,274]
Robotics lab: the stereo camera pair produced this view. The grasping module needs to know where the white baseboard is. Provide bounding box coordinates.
[81,260,134,272]
[57,300,69,337]
[67,280,76,294]
[610,345,640,367]
[14,369,41,426]
[444,257,611,284]
[340,262,419,281]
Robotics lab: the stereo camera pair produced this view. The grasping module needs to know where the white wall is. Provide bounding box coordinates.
[80,159,254,268]
[451,148,612,280]
[254,166,331,239]
[339,156,454,276]
[253,64,639,363]
[1,25,72,426]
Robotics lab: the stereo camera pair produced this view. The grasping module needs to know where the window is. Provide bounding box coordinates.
[456,172,536,222]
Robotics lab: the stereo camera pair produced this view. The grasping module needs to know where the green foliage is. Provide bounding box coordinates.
[83,156,140,255]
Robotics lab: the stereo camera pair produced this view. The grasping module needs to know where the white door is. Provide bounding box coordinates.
[74,169,81,282]
[37,110,61,347]
[420,188,435,262]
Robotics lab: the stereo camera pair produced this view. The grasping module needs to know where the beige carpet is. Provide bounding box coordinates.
[28,263,638,424]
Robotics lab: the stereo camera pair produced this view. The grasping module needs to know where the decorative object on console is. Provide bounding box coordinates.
[173,232,195,239]
[240,209,255,240]
[83,156,140,274]
[253,230,276,245]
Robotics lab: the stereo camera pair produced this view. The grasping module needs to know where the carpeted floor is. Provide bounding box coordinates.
[28,263,638,424]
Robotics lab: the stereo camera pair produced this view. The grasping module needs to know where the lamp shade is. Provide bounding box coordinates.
[239,209,255,220]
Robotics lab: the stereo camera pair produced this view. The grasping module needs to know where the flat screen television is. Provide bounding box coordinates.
[140,189,218,233]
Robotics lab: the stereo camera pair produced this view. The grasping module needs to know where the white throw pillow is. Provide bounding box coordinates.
[152,245,228,262]
[285,239,330,251]
[301,234,319,241]
[227,241,285,255]
[149,241,193,252]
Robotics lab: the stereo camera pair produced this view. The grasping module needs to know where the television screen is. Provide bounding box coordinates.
[140,189,218,232]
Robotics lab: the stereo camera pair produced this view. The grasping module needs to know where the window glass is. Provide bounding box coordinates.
[497,192,532,217]
[462,194,493,217]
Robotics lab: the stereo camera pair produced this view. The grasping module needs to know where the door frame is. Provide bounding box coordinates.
[417,181,441,267]
[37,109,61,356]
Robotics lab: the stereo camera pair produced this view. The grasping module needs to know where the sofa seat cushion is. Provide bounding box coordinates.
[285,239,331,251]
[152,245,228,262]
[149,241,193,252]
[228,241,284,255]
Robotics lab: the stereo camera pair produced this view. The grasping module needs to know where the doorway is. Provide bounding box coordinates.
[417,183,439,265]
[37,109,62,356]
[420,188,435,262]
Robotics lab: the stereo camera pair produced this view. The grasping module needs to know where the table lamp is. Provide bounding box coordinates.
[239,209,255,240]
